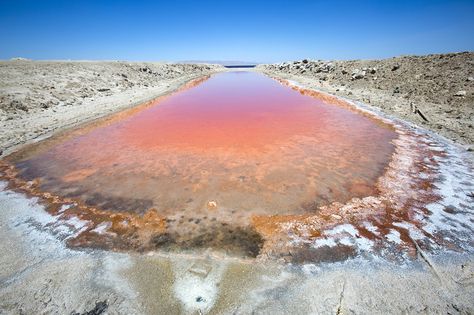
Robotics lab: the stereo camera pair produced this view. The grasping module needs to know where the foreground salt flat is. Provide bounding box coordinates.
[1,181,473,314]
[0,64,474,314]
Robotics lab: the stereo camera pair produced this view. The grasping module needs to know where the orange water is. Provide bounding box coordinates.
[10,72,398,255]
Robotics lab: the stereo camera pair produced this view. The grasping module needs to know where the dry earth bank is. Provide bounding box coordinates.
[257,52,474,147]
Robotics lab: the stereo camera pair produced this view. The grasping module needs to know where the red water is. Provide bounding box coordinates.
[9,71,398,255]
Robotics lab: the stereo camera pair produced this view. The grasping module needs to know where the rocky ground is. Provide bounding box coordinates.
[257,52,474,147]
[0,61,223,155]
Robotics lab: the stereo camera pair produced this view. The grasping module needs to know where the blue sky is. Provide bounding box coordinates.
[0,0,473,62]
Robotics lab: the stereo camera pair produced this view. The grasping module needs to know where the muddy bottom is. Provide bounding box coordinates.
[2,72,406,259]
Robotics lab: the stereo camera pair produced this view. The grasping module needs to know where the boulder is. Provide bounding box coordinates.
[351,69,366,80]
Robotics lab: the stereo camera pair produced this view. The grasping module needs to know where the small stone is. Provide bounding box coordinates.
[467,76,474,82]
[207,200,217,209]
[391,64,400,71]
[302,59,309,64]
[351,69,366,80]
[196,296,204,303]
[454,90,466,97]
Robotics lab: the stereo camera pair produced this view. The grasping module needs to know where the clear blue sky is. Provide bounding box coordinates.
[0,0,473,62]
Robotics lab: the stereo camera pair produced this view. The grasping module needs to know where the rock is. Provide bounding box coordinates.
[207,200,217,209]
[393,87,400,94]
[139,66,152,74]
[369,68,377,74]
[454,90,467,97]
[10,100,28,112]
[196,296,205,302]
[391,64,400,71]
[467,76,474,82]
[341,69,348,75]
[302,59,309,64]
[351,69,366,80]
[320,63,335,73]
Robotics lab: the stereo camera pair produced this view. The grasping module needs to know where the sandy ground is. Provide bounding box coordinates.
[257,52,474,148]
[1,59,474,314]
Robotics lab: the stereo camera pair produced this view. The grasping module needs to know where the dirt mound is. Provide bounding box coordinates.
[0,61,221,115]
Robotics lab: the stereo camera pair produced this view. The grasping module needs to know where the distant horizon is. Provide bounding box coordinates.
[1,0,473,62]
[3,50,472,65]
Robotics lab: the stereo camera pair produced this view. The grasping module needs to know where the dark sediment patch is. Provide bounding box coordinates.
[150,225,264,258]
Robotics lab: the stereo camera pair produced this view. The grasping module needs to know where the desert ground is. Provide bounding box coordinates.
[0,55,473,314]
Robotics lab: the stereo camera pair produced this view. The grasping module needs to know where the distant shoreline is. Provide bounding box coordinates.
[224,65,256,68]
